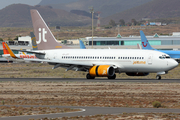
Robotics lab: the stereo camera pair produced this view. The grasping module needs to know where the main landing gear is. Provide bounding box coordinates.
[156,75,161,80]
[86,73,116,79]
[108,74,116,79]
[86,73,95,79]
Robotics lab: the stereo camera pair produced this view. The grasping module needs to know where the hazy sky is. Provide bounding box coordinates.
[0,0,42,10]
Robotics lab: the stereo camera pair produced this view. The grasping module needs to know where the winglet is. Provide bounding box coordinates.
[21,49,26,55]
[140,30,155,50]
[79,40,86,49]
[2,42,9,54]
[4,43,18,59]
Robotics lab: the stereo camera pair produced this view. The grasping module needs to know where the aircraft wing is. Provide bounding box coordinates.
[26,58,122,71]
[20,50,45,55]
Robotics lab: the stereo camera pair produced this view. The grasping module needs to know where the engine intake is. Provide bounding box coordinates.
[126,72,149,76]
[89,65,115,77]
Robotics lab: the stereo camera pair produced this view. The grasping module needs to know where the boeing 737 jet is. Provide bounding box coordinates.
[27,9,178,80]
[2,42,38,61]
[140,30,180,62]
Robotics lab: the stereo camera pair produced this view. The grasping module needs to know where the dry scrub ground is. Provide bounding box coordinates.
[0,106,79,117]
[0,63,180,79]
[1,81,180,119]
[1,24,180,41]
[1,81,180,108]
[33,113,180,120]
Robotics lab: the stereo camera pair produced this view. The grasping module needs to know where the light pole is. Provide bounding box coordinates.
[89,7,94,49]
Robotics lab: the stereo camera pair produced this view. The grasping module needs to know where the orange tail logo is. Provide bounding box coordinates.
[2,42,9,54]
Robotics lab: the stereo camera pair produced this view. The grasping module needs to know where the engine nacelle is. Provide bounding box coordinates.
[126,72,149,76]
[89,65,115,77]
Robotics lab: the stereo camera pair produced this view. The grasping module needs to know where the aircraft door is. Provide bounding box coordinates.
[54,53,57,59]
[148,54,153,65]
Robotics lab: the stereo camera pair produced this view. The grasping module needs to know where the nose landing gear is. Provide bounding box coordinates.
[156,75,161,80]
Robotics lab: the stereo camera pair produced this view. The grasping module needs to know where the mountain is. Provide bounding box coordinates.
[39,0,153,18]
[38,0,79,5]
[102,0,180,25]
[0,4,91,27]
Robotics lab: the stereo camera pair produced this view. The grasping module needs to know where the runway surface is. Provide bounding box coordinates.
[0,78,180,83]
[1,105,180,120]
[0,78,180,120]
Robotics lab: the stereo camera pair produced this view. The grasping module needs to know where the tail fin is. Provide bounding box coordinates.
[137,43,141,49]
[79,40,86,49]
[30,32,38,50]
[140,30,155,50]
[2,42,9,54]
[4,43,18,59]
[30,9,70,50]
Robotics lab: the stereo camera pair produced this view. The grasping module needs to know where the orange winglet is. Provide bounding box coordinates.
[4,42,18,59]
[2,42,9,54]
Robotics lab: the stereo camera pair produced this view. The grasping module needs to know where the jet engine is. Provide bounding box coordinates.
[89,65,115,77]
[126,72,149,76]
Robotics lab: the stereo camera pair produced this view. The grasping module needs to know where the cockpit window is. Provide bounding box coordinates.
[159,55,171,59]
[166,56,171,59]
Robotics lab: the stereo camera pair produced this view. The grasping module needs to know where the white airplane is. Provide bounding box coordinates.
[27,9,178,80]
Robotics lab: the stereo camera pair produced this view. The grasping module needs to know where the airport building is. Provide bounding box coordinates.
[84,32,180,50]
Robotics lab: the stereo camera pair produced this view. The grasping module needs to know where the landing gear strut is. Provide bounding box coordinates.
[86,73,95,79]
[156,75,161,80]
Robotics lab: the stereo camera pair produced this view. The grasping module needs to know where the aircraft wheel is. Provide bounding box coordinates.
[108,74,116,79]
[86,73,95,79]
[156,75,161,80]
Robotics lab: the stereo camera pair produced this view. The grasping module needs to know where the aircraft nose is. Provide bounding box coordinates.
[169,60,178,69]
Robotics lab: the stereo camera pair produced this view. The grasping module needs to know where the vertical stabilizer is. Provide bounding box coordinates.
[30,9,70,50]
[4,43,18,59]
[30,32,38,50]
[2,42,9,54]
[79,40,86,49]
[140,30,155,50]
[137,43,141,49]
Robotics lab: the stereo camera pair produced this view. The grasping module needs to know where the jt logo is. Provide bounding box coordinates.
[142,41,148,47]
[37,28,47,44]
